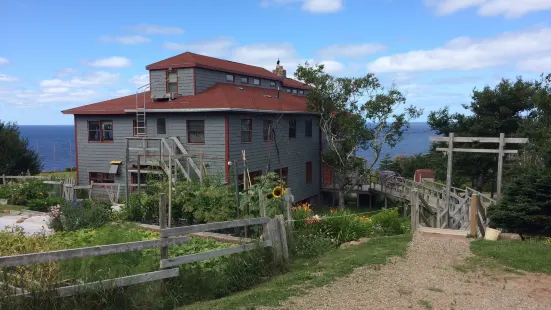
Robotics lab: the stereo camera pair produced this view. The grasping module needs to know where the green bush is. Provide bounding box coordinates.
[318,209,372,245]
[27,196,64,212]
[370,208,408,236]
[54,200,112,232]
[1,179,49,205]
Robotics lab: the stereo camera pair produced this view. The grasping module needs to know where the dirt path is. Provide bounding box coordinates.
[269,233,551,310]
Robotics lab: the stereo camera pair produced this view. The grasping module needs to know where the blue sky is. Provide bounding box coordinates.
[1,0,550,125]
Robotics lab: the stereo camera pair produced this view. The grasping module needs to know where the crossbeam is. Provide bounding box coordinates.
[435,147,518,154]
[429,136,528,144]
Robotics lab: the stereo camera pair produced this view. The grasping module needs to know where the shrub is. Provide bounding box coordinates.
[0,179,49,205]
[50,200,112,232]
[370,208,407,236]
[27,196,64,212]
[319,209,372,245]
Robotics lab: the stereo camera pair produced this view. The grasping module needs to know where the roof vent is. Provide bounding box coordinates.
[264,94,273,99]
[236,87,245,91]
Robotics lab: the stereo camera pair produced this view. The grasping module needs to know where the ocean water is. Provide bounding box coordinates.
[19,123,437,171]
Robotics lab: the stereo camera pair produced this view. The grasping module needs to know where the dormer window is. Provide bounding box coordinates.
[167,71,178,93]
[299,90,304,95]
[286,88,291,93]
[240,77,249,84]
[253,78,261,86]
[292,89,298,94]
[226,74,235,82]
[270,81,276,87]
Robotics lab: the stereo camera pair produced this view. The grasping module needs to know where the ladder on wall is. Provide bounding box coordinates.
[135,87,148,137]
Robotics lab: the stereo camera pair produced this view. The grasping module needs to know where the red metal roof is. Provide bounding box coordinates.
[146,52,284,81]
[282,77,311,90]
[62,84,310,115]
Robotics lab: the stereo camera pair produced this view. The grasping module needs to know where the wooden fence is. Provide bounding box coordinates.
[0,194,288,298]
[410,189,487,237]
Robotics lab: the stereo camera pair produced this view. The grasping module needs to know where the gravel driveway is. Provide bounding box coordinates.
[269,233,551,310]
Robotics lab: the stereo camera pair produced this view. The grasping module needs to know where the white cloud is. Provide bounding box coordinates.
[0,85,103,107]
[260,0,344,13]
[366,27,551,73]
[99,35,151,44]
[163,37,236,57]
[517,56,551,72]
[116,89,133,96]
[125,24,184,35]
[43,87,69,94]
[0,74,19,82]
[319,60,345,74]
[424,0,551,18]
[129,74,150,89]
[86,56,132,68]
[40,72,120,88]
[231,43,301,71]
[55,68,78,78]
[318,43,386,59]
[0,57,8,65]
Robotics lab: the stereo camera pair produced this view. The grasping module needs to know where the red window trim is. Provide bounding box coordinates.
[166,70,179,94]
[305,161,313,184]
[240,76,249,84]
[133,119,148,136]
[241,118,252,143]
[187,119,205,144]
[89,172,114,184]
[88,120,114,143]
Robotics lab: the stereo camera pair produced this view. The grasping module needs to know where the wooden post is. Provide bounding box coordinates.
[137,155,141,197]
[356,193,360,208]
[159,194,168,261]
[168,154,172,228]
[284,188,293,226]
[469,194,478,237]
[436,198,441,228]
[275,215,289,264]
[410,189,419,233]
[259,188,266,217]
[2,174,5,185]
[264,218,282,263]
[199,150,204,185]
[496,133,505,200]
[444,132,454,227]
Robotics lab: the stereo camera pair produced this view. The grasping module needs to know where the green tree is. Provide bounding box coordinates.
[295,63,422,208]
[378,153,395,171]
[0,121,42,175]
[427,77,537,191]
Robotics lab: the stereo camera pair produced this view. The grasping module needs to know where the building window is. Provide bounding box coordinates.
[167,71,178,93]
[238,170,262,191]
[292,89,298,94]
[133,120,147,136]
[88,120,113,142]
[299,90,304,95]
[157,118,166,135]
[305,162,312,184]
[286,88,291,93]
[305,119,312,137]
[226,74,234,82]
[273,167,289,184]
[240,76,249,84]
[89,172,114,184]
[253,78,261,86]
[241,119,252,143]
[263,120,273,141]
[270,81,276,87]
[288,119,296,138]
[187,120,205,143]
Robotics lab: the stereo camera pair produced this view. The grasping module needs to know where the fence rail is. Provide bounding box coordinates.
[0,194,288,299]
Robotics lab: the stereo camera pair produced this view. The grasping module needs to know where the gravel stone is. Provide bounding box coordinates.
[265,233,551,310]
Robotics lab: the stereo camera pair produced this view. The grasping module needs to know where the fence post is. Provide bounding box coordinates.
[264,218,282,264]
[275,214,289,264]
[1,174,5,185]
[410,189,419,233]
[159,194,168,262]
[284,188,293,227]
[469,194,478,237]
[258,189,266,217]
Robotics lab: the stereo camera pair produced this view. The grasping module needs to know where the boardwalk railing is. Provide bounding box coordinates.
[0,194,287,298]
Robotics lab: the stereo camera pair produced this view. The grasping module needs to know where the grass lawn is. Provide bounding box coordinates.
[0,204,27,212]
[185,234,411,310]
[468,239,551,274]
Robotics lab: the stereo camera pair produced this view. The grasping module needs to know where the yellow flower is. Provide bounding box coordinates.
[359,216,371,222]
[272,185,285,198]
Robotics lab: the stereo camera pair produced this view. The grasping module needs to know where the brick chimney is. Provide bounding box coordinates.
[272,58,287,78]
